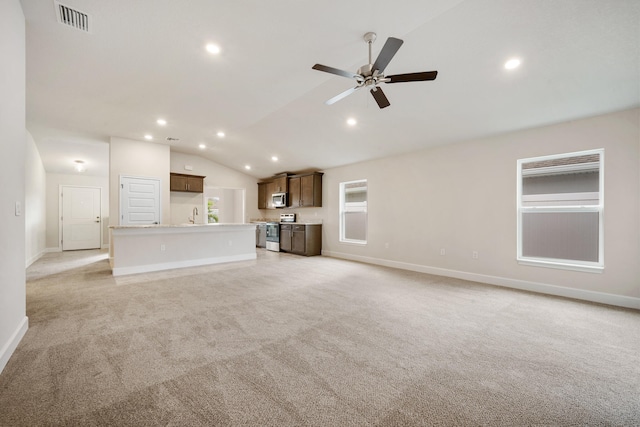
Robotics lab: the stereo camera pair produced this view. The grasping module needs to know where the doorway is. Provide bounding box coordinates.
[204,188,245,223]
[61,186,102,250]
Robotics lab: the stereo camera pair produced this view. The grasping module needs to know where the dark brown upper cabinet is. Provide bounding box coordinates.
[170,173,205,193]
[288,172,322,208]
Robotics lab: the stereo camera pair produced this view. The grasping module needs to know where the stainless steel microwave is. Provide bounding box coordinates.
[272,192,287,208]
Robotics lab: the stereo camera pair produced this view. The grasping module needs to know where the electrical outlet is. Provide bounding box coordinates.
[440,248,446,256]
[385,242,389,249]
[160,244,166,251]
[228,240,233,246]
[473,251,479,259]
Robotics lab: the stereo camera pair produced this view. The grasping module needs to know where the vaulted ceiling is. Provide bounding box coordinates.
[21,0,640,178]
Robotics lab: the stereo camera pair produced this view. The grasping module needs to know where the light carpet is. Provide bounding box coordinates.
[0,249,638,426]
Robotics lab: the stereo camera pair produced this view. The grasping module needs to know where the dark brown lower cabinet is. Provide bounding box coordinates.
[280,225,292,252]
[280,224,321,256]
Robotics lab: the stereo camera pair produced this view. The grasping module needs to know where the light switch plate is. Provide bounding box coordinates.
[15,201,21,216]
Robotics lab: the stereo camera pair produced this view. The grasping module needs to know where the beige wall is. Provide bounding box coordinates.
[45,173,110,250]
[109,137,171,226]
[170,191,203,225]
[170,152,260,223]
[322,108,640,305]
[0,0,27,374]
[25,131,46,265]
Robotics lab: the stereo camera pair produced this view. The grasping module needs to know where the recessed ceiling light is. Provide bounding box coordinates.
[206,44,221,55]
[198,144,206,149]
[156,118,167,126]
[504,58,521,70]
[144,134,153,140]
[217,131,225,138]
[347,118,357,126]
[271,156,278,162]
[244,165,251,170]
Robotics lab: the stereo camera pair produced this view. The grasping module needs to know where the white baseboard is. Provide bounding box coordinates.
[45,247,62,253]
[322,250,640,310]
[0,316,28,375]
[111,253,257,277]
[25,251,45,268]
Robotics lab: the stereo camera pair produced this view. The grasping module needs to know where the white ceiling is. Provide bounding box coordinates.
[21,0,640,178]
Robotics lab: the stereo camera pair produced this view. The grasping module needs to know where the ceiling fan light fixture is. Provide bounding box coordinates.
[74,159,85,172]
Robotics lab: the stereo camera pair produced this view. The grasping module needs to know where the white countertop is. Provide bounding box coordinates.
[110,223,255,229]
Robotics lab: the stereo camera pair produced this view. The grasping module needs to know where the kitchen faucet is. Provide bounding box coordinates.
[190,207,198,224]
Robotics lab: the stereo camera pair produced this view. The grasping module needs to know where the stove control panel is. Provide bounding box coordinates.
[280,213,296,223]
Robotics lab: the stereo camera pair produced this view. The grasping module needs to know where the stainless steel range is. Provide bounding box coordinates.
[265,213,296,252]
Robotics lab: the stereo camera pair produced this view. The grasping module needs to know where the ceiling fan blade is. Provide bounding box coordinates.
[372,37,403,73]
[370,87,390,109]
[312,64,361,80]
[386,71,438,83]
[325,86,361,105]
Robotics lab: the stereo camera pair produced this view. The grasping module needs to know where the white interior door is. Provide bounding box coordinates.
[120,176,161,225]
[62,186,101,250]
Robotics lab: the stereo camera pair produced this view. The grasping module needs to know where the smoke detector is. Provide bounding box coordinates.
[54,1,91,33]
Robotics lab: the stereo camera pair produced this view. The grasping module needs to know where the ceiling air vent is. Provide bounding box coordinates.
[54,1,91,33]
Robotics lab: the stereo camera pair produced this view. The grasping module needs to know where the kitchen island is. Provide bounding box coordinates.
[109,223,256,276]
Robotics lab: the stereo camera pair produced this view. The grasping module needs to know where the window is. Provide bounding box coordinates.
[207,197,219,223]
[340,179,368,244]
[517,149,604,272]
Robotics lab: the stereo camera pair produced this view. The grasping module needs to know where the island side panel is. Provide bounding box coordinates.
[110,225,257,276]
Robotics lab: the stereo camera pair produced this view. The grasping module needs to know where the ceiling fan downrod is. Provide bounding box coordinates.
[359,32,378,87]
[364,32,377,65]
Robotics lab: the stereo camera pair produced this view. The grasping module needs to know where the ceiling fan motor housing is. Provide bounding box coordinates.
[357,63,373,77]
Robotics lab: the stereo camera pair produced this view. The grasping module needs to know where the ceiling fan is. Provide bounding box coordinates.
[312,32,438,109]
